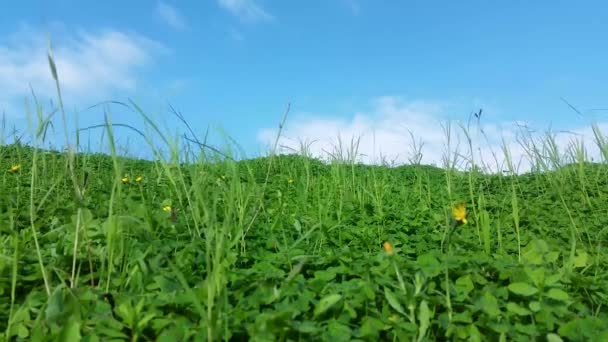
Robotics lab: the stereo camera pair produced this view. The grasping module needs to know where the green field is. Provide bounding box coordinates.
[1,58,608,340]
[1,115,608,342]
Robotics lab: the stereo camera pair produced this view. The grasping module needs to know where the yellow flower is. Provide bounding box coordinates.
[135,176,143,182]
[8,164,21,173]
[452,202,468,225]
[382,240,394,255]
[121,176,129,184]
[162,205,172,212]
[288,178,294,184]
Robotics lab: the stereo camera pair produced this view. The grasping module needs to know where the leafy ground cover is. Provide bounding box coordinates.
[1,137,607,341]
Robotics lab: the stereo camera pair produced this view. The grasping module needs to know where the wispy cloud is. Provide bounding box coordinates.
[257,96,608,173]
[218,0,273,22]
[156,1,187,30]
[0,26,167,115]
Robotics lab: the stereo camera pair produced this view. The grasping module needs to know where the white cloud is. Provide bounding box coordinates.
[156,1,187,30]
[257,96,608,173]
[218,0,273,22]
[0,26,167,115]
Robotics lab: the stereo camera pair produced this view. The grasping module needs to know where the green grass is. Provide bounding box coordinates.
[1,49,608,341]
[1,136,608,341]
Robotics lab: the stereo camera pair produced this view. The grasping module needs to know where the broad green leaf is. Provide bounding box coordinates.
[314,294,342,317]
[573,252,588,268]
[45,286,66,325]
[452,311,473,323]
[546,288,569,301]
[545,251,559,263]
[468,324,482,342]
[58,317,81,342]
[546,333,564,342]
[383,287,406,316]
[17,324,29,339]
[455,275,474,297]
[545,273,562,286]
[521,239,549,265]
[480,292,500,318]
[524,267,545,288]
[359,316,384,339]
[529,301,541,312]
[506,302,531,316]
[508,282,538,296]
[488,322,510,334]
[417,253,441,278]
[327,321,352,342]
[154,275,181,293]
[314,270,337,282]
[295,321,319,333]
[417,300,430,342]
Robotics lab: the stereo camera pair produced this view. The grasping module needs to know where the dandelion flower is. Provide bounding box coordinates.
[162,205,172,212]
[452,202,468,225]
[8,164,21,173]
[121,176,129,184]
[135,176,143,183]
[382,240,394,255]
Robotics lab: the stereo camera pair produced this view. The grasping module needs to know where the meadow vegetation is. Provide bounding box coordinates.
[1,53,608,342]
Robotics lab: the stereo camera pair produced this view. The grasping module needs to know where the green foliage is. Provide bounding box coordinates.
[1,143,607,341]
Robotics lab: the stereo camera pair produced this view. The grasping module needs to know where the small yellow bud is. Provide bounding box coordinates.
[382,240,394,255]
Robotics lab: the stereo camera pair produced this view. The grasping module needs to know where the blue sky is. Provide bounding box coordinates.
[1,0,608,169]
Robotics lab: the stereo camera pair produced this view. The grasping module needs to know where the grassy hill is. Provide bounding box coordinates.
[1,142,607,341]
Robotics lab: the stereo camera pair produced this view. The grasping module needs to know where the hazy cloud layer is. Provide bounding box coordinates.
[258,96,608,173]
[0,27,166,115]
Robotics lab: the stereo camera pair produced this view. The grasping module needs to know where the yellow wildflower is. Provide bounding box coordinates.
[162,205,172,212]
[382,240,394,255]
[452,202,468,225]
[121,176,129,184]
[135,176,143,183]
[288,178,294,184]
[8,164,21,173]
